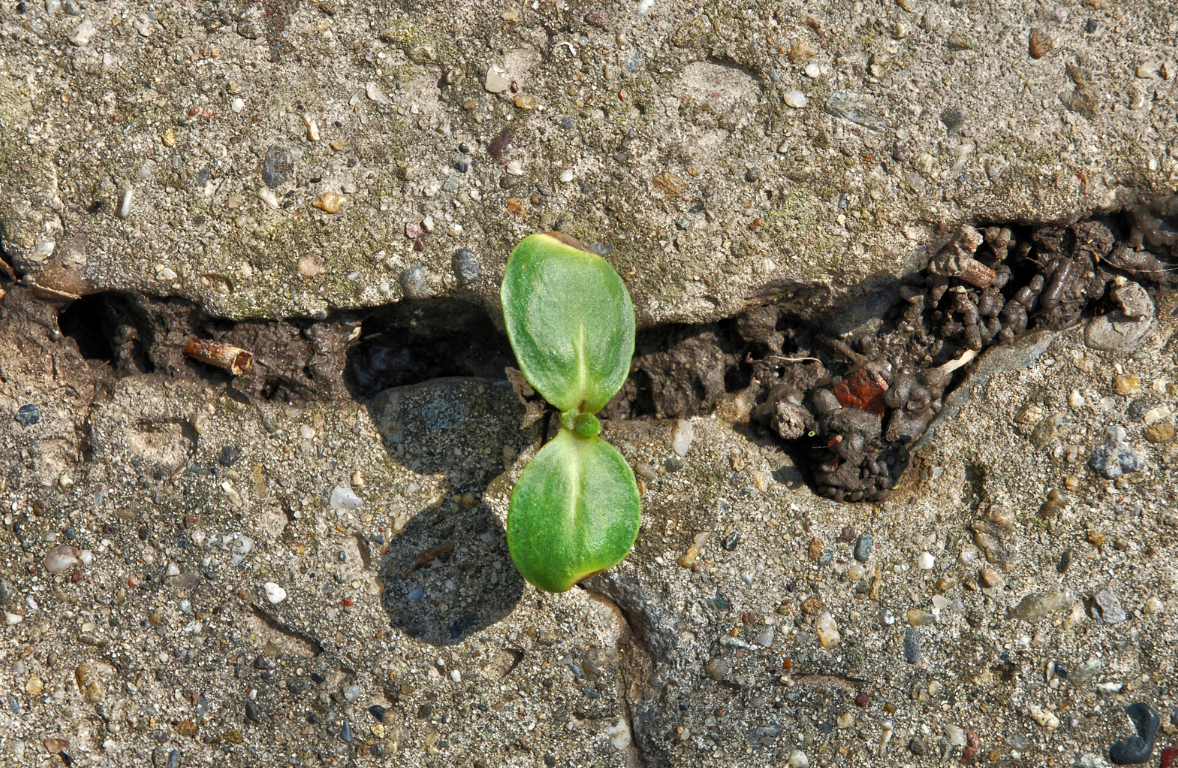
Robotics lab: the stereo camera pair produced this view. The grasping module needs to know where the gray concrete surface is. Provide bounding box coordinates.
[1,0,1177,767]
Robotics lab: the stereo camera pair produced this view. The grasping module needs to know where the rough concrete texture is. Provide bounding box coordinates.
[2,0,1178,767]
[1,0,1176,324]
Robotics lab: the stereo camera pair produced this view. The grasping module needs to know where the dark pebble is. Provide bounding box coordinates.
[452,249,482,285]
[245,702,261,723]
[903,627,920,664]
[455,160,469,173]
[7,693,19,714]
[909,736,927,755]
[560,116,575,130]
[337,550,347,562]
[544,755,556,768]
[310,672,326,684]
[818,550,833,565]
[218,445,241,467]
[819,719,835,734]
[664,458,683,472]
[305,711,321,724]
[15,404,40,427]
[0,578,11,605]
[371,744,385,757]
[744,167,761,183]
[417,704,433,719]
[340,722,354,744]
[500,175,520,189]
[368,705,387,722]
[1053,663,1068,679]
[1171,708,1178,728]
[940,107,965,134]
[488,127,511,158]
[458,143,470,154]
[1085,19,1098,33]
[581,686,600,699]
[536,184,552,196]
[287,679,309,695]
[853,533,873,562]
[262,146,293,189]
[1057,548,1073,573]
[254,655,272,670]
[721,532,741,551]
[1109,703,1159,765]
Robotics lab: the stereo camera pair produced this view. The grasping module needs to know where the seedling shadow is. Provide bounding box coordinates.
[363,377,543,646]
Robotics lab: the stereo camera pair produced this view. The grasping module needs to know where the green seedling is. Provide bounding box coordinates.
[501,232,641,593]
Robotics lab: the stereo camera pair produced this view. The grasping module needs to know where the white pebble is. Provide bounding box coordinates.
[69,20,96,46]
[917,552,935,570]
[79,550,93,566]
[787,749,810,768]
[783,90,808,109]
[450,670,462,683]
[43,545,79,574]
[264,582,287,604]
[166,562,181,577]
[505,160,525,176]
[330,485,364,511]
[815,613,840,648]
[635,0,655,16]
[231,97,245,113]
[671,419,694,456]
[944,724,966,746]
[117,185,133,219]
[560,169,576,183]
[1068,390,1084,408]
[804,63,821,79]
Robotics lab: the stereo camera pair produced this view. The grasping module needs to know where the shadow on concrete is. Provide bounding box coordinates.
[363,377,543,646]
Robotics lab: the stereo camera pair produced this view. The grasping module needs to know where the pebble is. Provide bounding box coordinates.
[787,749,810,768]
[804,63,821,78]
[1092,587,1127,624]
[1085,284,1156,352]
[1113,374,1142,395]
[69,19,96,45]
[906,609,934,626]
[706,657,728,681]
[16,404,41,427]
[908,736,927,755]
[312,193,345,214]
[43,545,79,574]
[815,613,840,648]
[1088,426,1144,479]
[1110,703,1159,765]
[401,266,429,299]
[262,146,294,189]
[340,722,354,744]
[853,532,873,562]
[979,567,1004,588]
[513,93,537,110]
[263,582,287,604]
[903,627,920,663]
[1029,27,1053,58]
[1145,423,1175,443]
[452,249,482,285]
[917,552,935,569]
[783,90,808,109]
[485,65,511,93]
[231,98,244,113]
[1028,704,1060,729]
[671,419,694,456]
[1009,587,1071,621]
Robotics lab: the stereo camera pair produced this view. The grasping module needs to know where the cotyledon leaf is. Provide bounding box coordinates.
[507,429,641,593]
[501,233,635,416]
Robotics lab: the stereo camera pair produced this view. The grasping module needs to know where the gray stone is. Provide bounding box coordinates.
[262,146,294,190]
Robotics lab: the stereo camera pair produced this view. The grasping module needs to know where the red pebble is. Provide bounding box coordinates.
[961,731,980,764]
[71,570,83,584]
[832,367,889,415]
[854,691,872,707]
[1161,747,1178,768]
[341,597,354,607]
